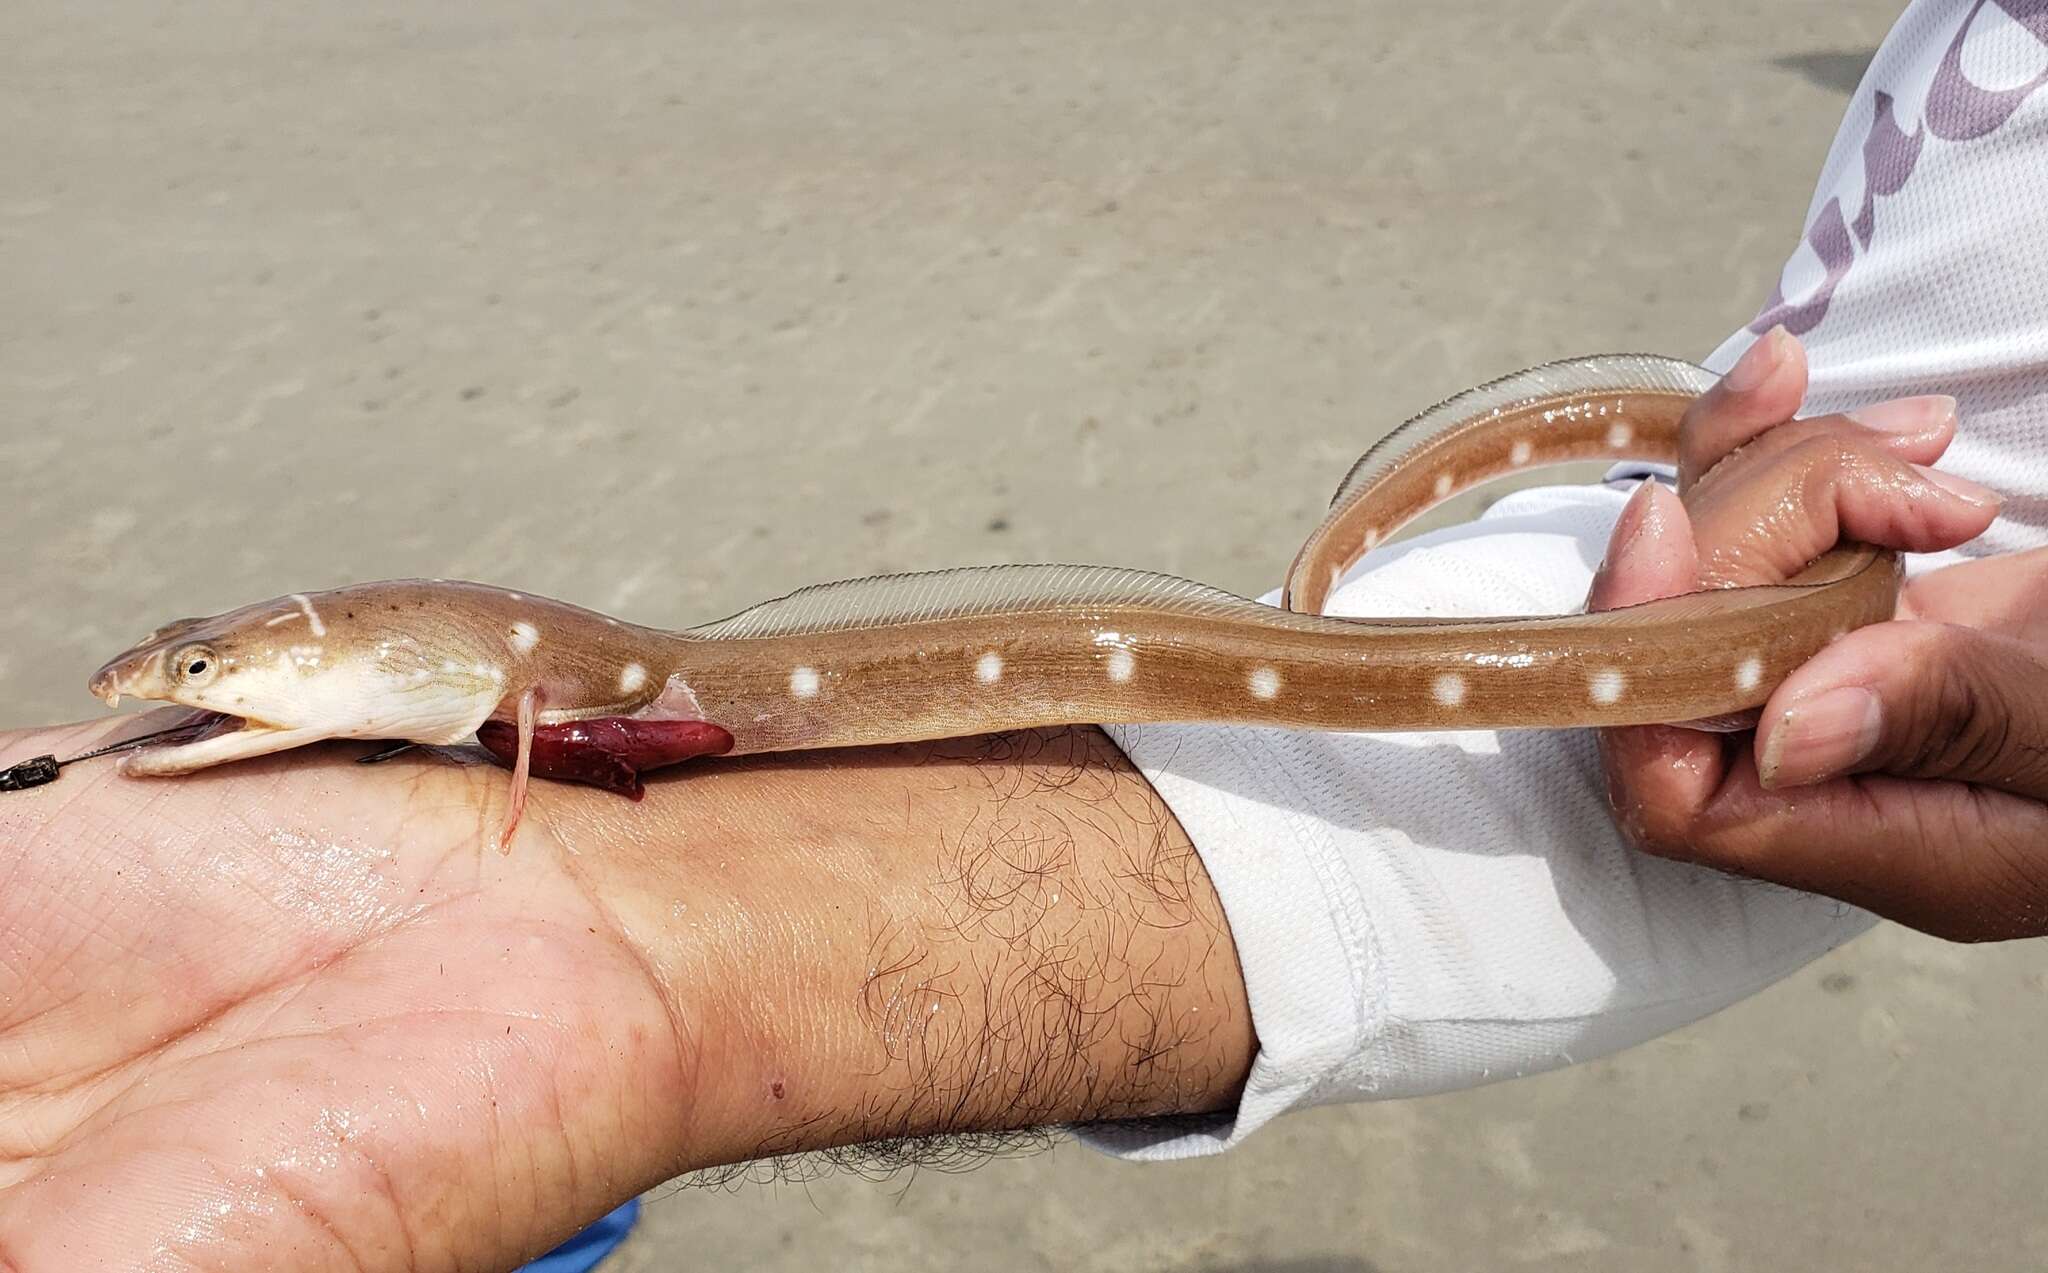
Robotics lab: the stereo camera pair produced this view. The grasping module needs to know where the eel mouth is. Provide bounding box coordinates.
[102,709,243,769]
[111,709,244,750]
[111,710,339,777]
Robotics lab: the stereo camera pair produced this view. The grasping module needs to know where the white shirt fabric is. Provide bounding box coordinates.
[1087,0,2048,1160]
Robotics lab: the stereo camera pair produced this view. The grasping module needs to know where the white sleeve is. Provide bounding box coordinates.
[1085,0,2048,1160]
[1087,484,1873,1160]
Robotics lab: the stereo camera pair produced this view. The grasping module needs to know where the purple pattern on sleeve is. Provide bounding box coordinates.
[1750,198,1858,337]
[1929,0,2048,139]
[1852,92,1924,246]
[1751,0,2048,335]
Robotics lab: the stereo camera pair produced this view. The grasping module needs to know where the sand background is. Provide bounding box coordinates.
[4,3,2043,1269]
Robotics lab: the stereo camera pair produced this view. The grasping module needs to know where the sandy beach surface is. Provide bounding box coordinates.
[4,3,2042,1269]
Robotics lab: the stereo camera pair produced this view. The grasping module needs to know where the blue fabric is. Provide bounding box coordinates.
[515,1198,640,1273]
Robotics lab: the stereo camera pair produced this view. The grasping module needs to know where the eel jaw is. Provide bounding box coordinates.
[117,720,341,776]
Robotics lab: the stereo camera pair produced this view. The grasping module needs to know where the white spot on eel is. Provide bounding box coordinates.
[289,593,326,638]
[509,621,539,655]
[976,651,1004,684]
[1433,472,1454,498]
[1432,672,1467,707]
[1735,655,1763,693]
[1106,648,1135,683]
[1510,439,1533,467]
[1589,668,1626,705]
[1249,666,1281,700]
[1363,527,1381,550]
[790,666,821,698]
[1606,421,1633,449]
[619,662,649,694]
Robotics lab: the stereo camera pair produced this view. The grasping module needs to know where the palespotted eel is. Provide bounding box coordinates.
[82,355,1901,845]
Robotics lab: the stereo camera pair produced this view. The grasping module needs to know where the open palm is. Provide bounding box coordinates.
[0,720,686,1270]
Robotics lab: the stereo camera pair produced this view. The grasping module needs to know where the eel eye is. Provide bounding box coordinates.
[170,644,220,688]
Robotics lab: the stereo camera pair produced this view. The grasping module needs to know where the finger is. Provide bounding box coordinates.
[1630,749,2048,942]
[1899,546,2048,637]
[1756,620,2048,800]
[1699,396,1959,477]
[1677,326,1807,490]
[1684,432,2000,587]
[1588,482,1731,839]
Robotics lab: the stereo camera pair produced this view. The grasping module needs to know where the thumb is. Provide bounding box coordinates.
[1757,619,2048,798]
[1589,481,1731,845]
[1587,480,1697,611]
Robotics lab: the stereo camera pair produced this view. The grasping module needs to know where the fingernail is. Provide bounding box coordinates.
[1722,326,1787,393]
[1758,685,1883,788]
[1615,478,1660,548]
[1849,394,1956,433]
[1914,464,2002,508]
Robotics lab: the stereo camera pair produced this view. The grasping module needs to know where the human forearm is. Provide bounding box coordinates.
[564,724,1256,1174]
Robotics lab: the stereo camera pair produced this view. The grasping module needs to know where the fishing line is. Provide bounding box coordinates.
[0,720,223,792]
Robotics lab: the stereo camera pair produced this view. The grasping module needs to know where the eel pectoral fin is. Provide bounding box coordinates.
[497,689,539,852]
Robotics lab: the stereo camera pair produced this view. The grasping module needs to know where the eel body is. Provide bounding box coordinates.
[83,355,1901,808]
